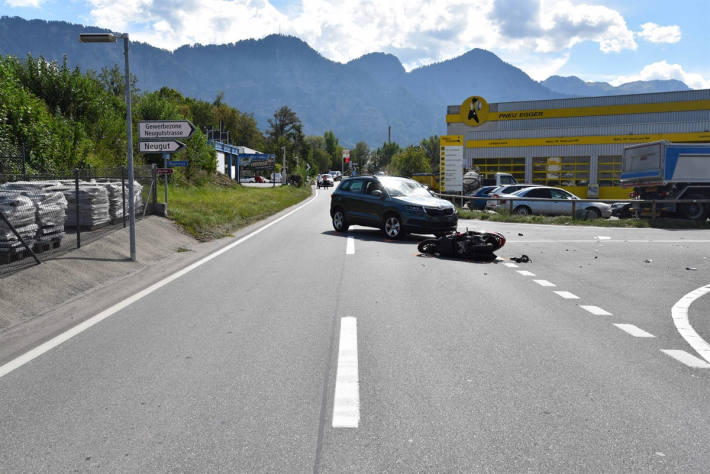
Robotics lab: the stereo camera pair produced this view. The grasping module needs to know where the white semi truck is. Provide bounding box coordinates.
[621,141,710,220]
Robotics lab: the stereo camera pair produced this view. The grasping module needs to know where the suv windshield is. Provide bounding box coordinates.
[379,177,431,197]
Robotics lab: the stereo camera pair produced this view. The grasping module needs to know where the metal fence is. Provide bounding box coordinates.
[0,164,158,276]
[437,192,710,221]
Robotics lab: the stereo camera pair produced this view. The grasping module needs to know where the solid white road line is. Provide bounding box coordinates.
[332,317,360,428]
[346,236,355,255]
[671,283,710,364]
[614,324,655,338]
[534,279,556,287]
[554,291,579,299]
[595,236,611,240]
[580,305,612,316]
[0,190,320,380]
[503,262,518,268]
[517,270,536,276]
[661,350,710,369]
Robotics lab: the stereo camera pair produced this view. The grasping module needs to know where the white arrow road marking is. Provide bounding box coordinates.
[517,270,536,276]
[346,237,355,255]
[661,350,710,368]
[554,291,579,299]
[614,324,655,338]
[332,317,359,428]
[580,305,612,316]
[534,279,556,287]
[671,284,710,364]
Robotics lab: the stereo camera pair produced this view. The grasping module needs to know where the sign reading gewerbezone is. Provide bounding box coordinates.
[138,120,196,140]
[239,153,275,170]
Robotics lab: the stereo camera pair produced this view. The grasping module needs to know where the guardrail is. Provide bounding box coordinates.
[435,192,710,220]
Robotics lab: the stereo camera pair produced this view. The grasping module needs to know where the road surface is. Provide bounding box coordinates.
[2,188,710,472]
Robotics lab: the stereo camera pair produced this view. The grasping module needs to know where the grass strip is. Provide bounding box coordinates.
[456,208,710,229]
[160,180,312,241]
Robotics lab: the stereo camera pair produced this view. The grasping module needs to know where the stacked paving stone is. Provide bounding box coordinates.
[0,182,68,245]
[0,192,38,255]
[58,184,111,228]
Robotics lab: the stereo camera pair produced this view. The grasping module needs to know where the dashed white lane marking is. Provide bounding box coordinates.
[0,191,321,380]
[517,270,536,276]
[346,236,355,255]
[534,279,556,287]
[671,284,710,364]
[554,291,579,299]
[661,350,710,369]
[332,317,360,428]
[614,324,655,338]
[595,236,611,240]
[580,305,612,316]
[503,262,518,268]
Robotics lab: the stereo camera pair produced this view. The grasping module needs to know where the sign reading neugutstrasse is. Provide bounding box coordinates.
[139,120,196,140]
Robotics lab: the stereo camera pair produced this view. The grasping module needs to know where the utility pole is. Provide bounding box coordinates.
[388,125,391,144]
[281,146,286,185]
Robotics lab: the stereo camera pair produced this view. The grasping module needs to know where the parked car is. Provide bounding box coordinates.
[489,186,612,218]
[611,202,633,218]
[467,185,497,210]
[270,172,283,183]
[330,176,458,239]
[254,175,268,183]
[239,177,255,183]
[485,184,537,209]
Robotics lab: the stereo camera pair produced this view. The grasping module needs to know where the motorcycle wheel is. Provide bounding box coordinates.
[418,239,438,255]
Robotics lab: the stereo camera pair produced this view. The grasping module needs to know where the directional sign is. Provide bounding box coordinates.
[139,120,196,140]
[156,168,174,175]
[167,160,189,167]
[139,140,185,153]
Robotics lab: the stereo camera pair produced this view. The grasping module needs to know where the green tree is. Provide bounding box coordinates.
[350,141,369,172]
[389,146,429,177]
[267,106,305,172]
[420,135,439,172]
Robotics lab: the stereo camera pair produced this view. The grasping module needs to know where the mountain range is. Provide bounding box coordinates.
[0,16,691,147]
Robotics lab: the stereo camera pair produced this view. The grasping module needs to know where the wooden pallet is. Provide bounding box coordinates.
[32,238,62,253]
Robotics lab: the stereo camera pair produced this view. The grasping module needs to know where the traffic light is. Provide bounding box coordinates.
[345,157,350,164]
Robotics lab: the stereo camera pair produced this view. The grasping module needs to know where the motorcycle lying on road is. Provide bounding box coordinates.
[417,230,506,261]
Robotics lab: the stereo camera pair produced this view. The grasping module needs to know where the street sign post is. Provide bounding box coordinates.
[138,120,196,140]
[139,140,185,153]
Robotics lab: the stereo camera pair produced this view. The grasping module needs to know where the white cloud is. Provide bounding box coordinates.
[637,22,681,44]
[610,60,710,89]
[83,0,638,78]
[4,0,46,7]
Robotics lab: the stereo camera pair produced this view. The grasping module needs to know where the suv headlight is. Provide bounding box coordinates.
[403,204,425,214]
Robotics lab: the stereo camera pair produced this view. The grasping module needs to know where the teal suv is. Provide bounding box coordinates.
[330,176,458,239]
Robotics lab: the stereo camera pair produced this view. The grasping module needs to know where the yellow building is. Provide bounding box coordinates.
[445,90,710,198]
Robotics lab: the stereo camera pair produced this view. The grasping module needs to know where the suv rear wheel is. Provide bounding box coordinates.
[332,209,349,232]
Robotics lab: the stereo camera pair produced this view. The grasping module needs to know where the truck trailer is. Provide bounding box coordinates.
[621,141,710,220]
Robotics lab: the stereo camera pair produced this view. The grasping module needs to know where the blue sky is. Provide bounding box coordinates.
[2,0,708,87]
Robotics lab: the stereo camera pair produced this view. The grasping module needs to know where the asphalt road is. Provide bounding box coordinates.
[2,188,710,472]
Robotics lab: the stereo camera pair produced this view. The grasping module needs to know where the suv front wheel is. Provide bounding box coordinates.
[383,214,404,239]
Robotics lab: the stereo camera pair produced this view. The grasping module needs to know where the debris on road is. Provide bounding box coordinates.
[645,258,653,263]
[510,255,531,263]
[686,267,698,271]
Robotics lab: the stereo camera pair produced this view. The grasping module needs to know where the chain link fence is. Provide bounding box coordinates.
[0,162,158,276]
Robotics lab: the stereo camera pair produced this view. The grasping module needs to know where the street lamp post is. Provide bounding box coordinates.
[281,146,286,186]
[79,32,136,261]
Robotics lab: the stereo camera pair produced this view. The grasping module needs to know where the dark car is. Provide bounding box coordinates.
[330,176,458,239]
[467,185,497,210]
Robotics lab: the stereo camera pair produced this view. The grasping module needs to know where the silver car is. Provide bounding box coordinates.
[490,186,612,218]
